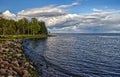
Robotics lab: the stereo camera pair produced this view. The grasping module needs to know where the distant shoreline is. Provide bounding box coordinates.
[53,33,120,36]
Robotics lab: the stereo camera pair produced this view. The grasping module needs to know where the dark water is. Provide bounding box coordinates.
[23,34,120,77]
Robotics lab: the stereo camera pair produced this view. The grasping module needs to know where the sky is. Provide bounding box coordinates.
[0,0,120,33]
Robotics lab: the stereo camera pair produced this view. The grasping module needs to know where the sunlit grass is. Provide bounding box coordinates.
[0,34,49,40]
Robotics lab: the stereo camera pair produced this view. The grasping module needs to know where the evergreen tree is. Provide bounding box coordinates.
[38,21,48,34]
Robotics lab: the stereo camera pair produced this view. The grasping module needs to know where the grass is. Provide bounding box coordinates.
[0,34,49,40]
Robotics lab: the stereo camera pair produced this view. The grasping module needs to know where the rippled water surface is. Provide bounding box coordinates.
[23,34,120,77]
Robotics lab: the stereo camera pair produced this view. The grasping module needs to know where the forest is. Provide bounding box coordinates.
[0,17,48,35]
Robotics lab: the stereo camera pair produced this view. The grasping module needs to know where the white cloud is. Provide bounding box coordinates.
[92,8,102,12]
[17,2,80,26]
[71,2,79,6]
[17,2,79,18]
[47,9,120,33]
[18,6,66,17]
[2,10,16,20]
[17,6,120,33]
[2,2,120,33]
[58,2,79,8]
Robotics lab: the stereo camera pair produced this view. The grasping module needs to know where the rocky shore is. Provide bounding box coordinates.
[0,40,40,77]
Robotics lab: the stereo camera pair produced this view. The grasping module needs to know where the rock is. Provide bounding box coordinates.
[16,53,22,57]
[0,69,6,75]
[0,40,38,77]
[24,62,29,67]
[30,65,34,69]
[11,61,19,67]
[2,48,9,52]
[0,50,3,53]
[23,70,29,74]
[6,69,18,76]
[0,75,5,77]
[16,49,22,53]
[8,67,13,70]
[0,63,4,68]
[2,61,9,65]
[9,52,13,54]
[6,70,14,76]
[12,70,18,75]
[22,70,29,77]
[0,58,3,63]
[8,76,13,77]
[4,64,9,69]
[12,66,22,75]
[22,74,29,77]
[18,60,23,66]
[5,48,9,52]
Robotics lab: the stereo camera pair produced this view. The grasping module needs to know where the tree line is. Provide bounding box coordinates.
[0,17,48,35]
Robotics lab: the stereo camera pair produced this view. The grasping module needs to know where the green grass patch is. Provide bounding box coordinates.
[0,34,48,40]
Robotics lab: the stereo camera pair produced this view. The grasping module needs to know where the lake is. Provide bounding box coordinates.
[23,33,120,77]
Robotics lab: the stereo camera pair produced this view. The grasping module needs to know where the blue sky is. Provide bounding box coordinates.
[0,0,76,13]
[1,0,120,33]
[1,0,120,14]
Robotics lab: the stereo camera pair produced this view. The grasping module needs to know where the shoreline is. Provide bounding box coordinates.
[0,39,40,77]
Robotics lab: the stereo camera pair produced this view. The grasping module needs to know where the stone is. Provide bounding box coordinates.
[0,57,3,63]
[0,50,3,53]
[24,62,29,67]
[17,49,22,53]
[11,61,19,67]
[30,65,34,69]
[5,48,9,52]
[8,76,14,77]
[23,70,29,74]
[16,53,22,57]
[0,69,6,75]
[12,66,22,75]
[4,65,9,69]
[12,70,18,75]
[0,40,38,77]
[6,70,14,76]
[22,70,29,77]
[0,75,5,77]
[8,67,13,71]
[3,61,9,65]
[0,63,4,68]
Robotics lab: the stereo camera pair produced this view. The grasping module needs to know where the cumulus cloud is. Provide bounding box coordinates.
[6,1,120,33]
[2,10,16,20]
[17,2,79,18]
[18,6,66,17]
[17,2,80,26]
[47,9,120,33]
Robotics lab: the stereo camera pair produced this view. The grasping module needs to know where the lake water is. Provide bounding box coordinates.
[23,34,120,77]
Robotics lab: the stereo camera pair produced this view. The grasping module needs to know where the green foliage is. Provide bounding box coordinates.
[0,17,48,35]
[39,21,48,34]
